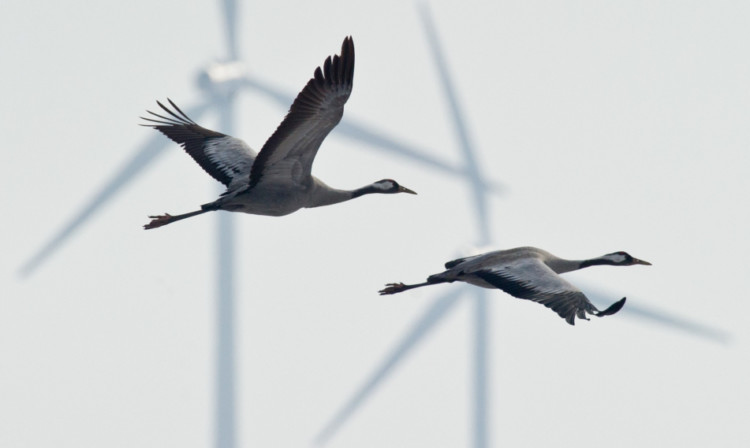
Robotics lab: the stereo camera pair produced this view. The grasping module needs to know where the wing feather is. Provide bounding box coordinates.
[248,36,355,189]
[471,259,598,325]
[141,99,255,187]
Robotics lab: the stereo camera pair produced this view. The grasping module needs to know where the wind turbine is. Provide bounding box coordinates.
[313,4,730,447]
[17,2,503,447]
[17,2,728,448]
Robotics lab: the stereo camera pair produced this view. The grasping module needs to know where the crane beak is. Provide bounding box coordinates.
[398,185,417,195]
[633,258,652,266]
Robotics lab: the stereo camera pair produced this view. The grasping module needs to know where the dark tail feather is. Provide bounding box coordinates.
[566,314,576,326]
[594,297,627,317]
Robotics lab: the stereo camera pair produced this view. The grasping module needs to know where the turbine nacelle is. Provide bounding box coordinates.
[197,60,247,95]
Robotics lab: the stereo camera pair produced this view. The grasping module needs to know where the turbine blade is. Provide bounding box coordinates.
[19,102,211,278]
[221,0,239,60]
[314,288,465,446]
[337,120,505,196]
[419,8,493,447]
[584,284,731,344]
[239,75,506,196]
[418,3,492,245]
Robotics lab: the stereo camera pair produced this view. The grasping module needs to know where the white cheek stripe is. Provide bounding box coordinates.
[373,181,393,191]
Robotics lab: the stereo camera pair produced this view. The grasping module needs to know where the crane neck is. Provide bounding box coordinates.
[546,256,614,273]
[305,178,359,208]
[579,257,619,269]
[546,255,623,274]
[351,183,385,198]
[545,258,587,274]
[306,179,394,208]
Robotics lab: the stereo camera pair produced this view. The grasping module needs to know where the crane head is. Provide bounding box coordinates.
[373,179,417,195]
[605,251,652,266]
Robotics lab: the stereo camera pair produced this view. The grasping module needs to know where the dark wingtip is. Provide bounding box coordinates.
[340,36,354,83]
[598,297,627,317]
[341,36,354,56]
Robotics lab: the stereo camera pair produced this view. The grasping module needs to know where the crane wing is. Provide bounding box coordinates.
[248,36,355,190]
[141,99,256,187]
[471,258,599,325]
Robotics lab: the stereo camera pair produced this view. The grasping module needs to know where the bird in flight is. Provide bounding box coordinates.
[141,37,415,229]
[380,246,651,325]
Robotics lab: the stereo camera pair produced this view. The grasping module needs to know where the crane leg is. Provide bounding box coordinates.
[379,281,432,295]
[143,208,210,229]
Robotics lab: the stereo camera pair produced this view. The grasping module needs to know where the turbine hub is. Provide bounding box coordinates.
[197,60,246,95]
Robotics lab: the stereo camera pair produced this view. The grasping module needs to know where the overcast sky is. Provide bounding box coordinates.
[1,1,748,447]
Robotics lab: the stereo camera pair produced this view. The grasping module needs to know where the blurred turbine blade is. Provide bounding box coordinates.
[221,0,238,60]
[337,120,504,196]
[418,3,491,244]
[420,6,493,448]
[19,101,211,278]
[313,288,465,446]
[240,75,505,196]
[585,284,731,343]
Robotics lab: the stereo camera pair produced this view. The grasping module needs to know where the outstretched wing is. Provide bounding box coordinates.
[248,36,355,189]
[141,99,256,187]
[470,258,599,325]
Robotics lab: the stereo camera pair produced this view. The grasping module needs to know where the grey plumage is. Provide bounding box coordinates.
[380,246,651,325]
[141,37,415,230]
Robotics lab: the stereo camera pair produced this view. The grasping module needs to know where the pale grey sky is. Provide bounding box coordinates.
[1,1,748,447]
